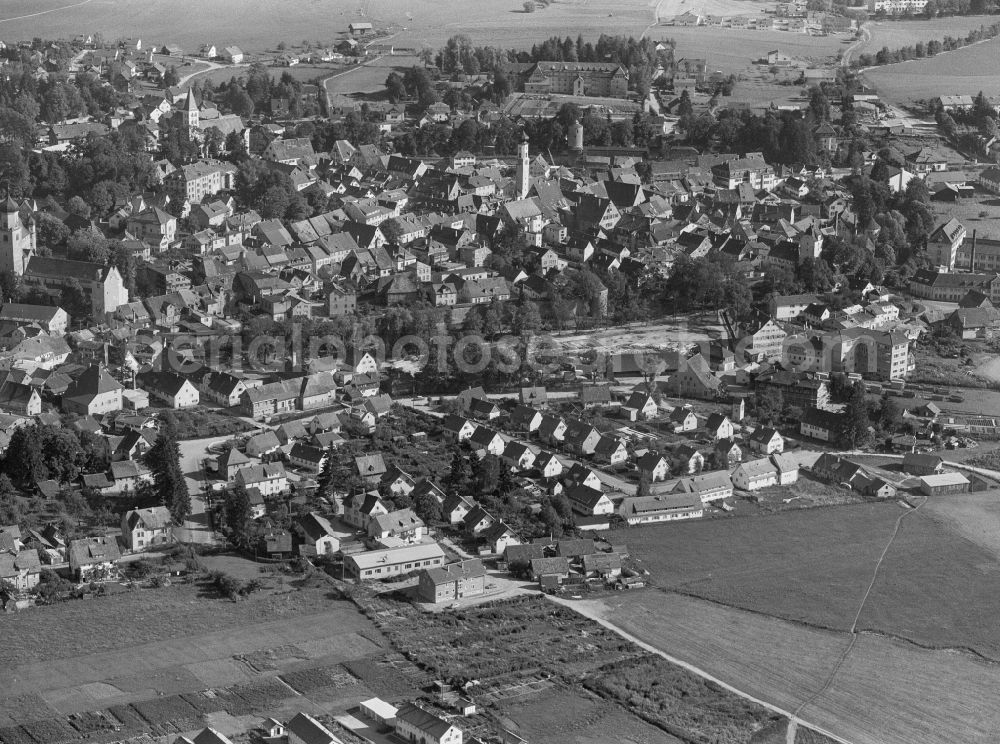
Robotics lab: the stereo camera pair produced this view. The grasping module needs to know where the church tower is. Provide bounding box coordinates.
[183,88,200,129]
[516,131,530,200]
[0,197,36,276]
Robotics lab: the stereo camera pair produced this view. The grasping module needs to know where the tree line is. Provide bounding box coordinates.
[852,21,1000,67]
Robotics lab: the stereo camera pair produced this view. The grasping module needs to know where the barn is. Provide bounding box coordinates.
[919,472,970,496]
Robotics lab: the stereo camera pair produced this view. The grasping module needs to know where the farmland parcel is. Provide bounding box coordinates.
[590,591,1000,744]
[864,35,1000,102]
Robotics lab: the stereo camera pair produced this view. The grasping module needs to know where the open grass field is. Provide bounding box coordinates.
[621,501,1000,660]
[799,633,1000,744]
[864,35,1000,102]
[855,15,998,56]
[922,487,1000,557]
[650,27,847,73]
[931,194,1000,242]
[590,590,1000,744]
[325,55,423,100]
[623,503,902,631]
[191,63,335,88]
[0,0,658,55]
[580,593,850,732]
[855,507,1000,658]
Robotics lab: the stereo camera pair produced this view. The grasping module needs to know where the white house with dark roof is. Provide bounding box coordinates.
[394,702,464,744]
[368,508,425,544]
[748,426,784,454]
[121,506,172,551]
[296,511,340,557]
[235,462,288,496]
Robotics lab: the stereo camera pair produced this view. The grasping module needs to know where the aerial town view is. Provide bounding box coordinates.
[4,0,1000,741]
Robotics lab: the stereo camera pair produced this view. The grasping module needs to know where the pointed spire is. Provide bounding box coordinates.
[184,87,198,112]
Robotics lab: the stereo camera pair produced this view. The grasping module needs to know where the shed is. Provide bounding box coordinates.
[919,472,969,496]
[360,697,398,726]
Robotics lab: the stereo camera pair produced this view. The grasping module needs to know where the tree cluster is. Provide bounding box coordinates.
[145,417,191,524]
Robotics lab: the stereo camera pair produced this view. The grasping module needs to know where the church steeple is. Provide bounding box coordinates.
[183,88,199,129]
[516,131,530,200]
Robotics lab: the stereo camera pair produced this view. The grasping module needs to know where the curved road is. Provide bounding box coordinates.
[841,22,871,68]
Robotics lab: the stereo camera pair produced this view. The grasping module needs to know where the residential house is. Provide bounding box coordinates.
[469,427,505,456]
[418,559,487,604]
[287,713,341,744]
[344,491,390,530]
[235,462,288,497]
[636,451,669,482]
[394,703,464,744]
[62,364,123,416]
[139,371,200,408]
[622,392,658,420]
[368,508,425,544]
[732,457,779,491]
[675,469,733,503]
[566,484,615,516]
[0,548,41,593]
[704,413,734,440]
[217,447,252,481]
[121,506,172,551]
[748,427,784,454]
[442,493,473,525]
[296,511,340,557]
[800,407,842,442]
[668,407,698,433]
[68,535,121,582]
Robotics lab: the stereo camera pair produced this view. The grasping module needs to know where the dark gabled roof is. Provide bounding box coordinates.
[801,407,843,431]
[504,542,546,563]
[423,558,486,585]
[566,484,608,510]
[65,364,123,400]
[555,538,595,557]
[394,703,456,738]
[297,511,336,541]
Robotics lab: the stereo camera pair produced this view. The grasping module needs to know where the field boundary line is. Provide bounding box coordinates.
[548,596,856,744]
[793,496,927,719]
[0,0,93,24]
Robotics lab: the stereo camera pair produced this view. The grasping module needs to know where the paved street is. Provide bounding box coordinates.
[173,435,231,545]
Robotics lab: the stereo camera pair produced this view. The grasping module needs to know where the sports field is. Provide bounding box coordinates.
[864,35,1000,102]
